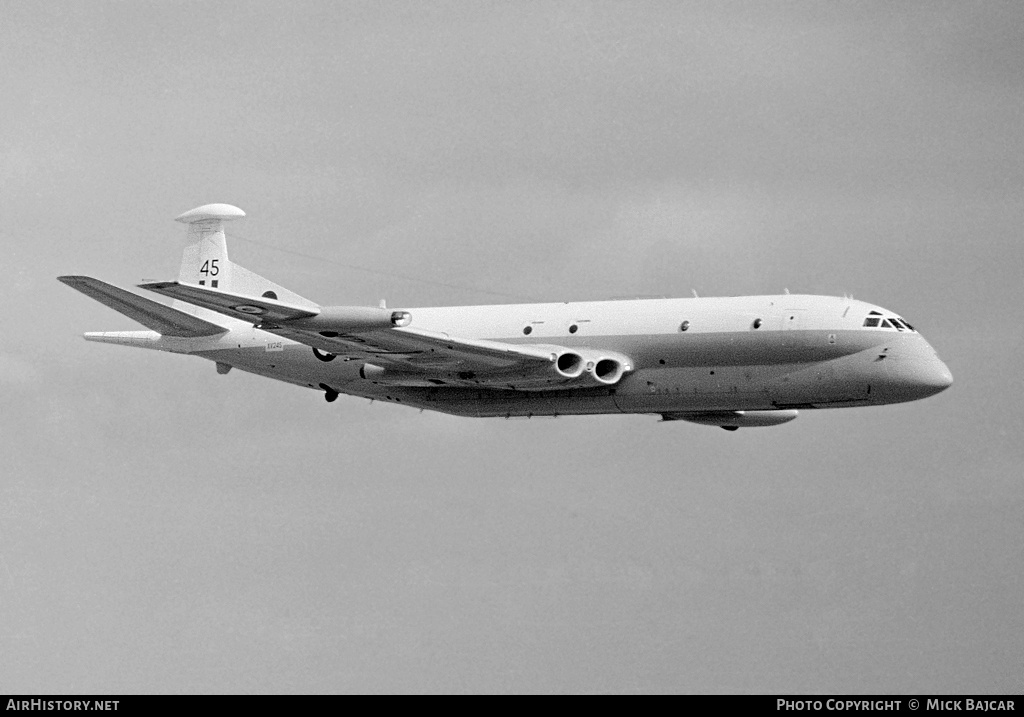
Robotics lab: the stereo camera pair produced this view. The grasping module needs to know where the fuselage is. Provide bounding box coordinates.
[196,293,952,418]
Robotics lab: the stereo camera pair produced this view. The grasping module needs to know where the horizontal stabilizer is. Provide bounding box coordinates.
[58,276,228,337]
[138,281,320,324]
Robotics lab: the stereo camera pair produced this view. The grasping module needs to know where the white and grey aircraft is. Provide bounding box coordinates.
[59,204,952,430]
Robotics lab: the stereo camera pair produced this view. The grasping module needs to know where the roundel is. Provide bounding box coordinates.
[233,305,265,315]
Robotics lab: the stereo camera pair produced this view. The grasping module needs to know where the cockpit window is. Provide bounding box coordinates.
[863,315,916,331]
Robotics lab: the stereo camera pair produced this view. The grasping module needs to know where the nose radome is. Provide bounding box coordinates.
[928,360,953,392]
[913,356,953,396]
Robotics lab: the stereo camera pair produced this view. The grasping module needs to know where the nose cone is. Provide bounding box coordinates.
[897,342,953,399]
[915,357,953,396]
[874,340,953,403]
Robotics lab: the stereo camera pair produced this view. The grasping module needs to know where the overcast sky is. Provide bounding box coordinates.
[2,0,1022,694]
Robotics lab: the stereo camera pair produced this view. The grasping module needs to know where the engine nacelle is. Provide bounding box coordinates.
[290,306,411,335]
[552,350,632,386]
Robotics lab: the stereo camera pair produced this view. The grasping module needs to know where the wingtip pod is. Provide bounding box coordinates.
[175,204,245,224]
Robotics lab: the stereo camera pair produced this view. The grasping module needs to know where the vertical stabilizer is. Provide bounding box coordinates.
[175,203,245,289]
[172,203,318,313]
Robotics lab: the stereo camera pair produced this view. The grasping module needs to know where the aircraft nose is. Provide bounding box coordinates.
[921,359,953,393]
[873,339,953,404]
[909,354,953,397]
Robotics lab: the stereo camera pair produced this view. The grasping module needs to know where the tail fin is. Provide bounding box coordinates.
[174,204,317,309]
[175,203,243,290]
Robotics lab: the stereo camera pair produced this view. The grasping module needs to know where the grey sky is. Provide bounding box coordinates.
[2,1,1022,693]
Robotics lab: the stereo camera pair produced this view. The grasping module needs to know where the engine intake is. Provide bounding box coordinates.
[569,351,632,386]
[591,356,626,385]
[555,351,585,378]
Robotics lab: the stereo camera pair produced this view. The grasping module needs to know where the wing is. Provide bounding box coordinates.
[138,280,561,380]
[59,276,228,337]
[136,281,637,389]
[137,280,319,323]
[287,324,557,369]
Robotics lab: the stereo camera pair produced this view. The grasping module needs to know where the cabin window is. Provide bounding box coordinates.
[680,321,690,332]
[752,318,762,329]
[523,326,533,335]
[569,324,578,334]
